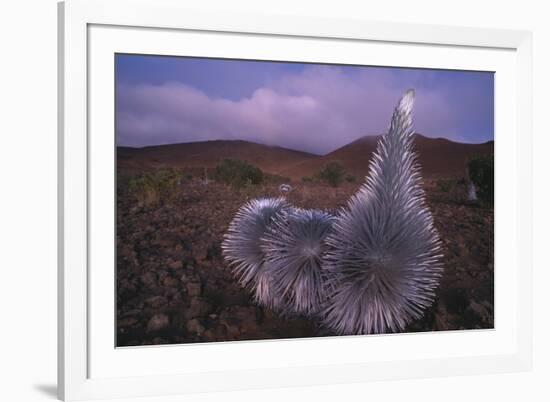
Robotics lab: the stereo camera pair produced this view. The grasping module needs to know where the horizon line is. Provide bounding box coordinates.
[116,133,494,157]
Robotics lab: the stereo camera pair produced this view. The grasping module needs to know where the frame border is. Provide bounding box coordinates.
[58,0,533,400]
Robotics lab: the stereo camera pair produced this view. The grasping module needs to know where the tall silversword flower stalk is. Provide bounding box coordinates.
[322,89,443,334]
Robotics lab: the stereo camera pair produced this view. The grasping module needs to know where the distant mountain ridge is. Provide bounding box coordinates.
[118,139,317,175]
[118,134,493,179]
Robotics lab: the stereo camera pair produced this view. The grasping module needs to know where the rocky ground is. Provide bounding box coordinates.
[116,175,493,346]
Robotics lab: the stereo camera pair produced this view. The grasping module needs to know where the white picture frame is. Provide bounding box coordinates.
[58,0,533,400]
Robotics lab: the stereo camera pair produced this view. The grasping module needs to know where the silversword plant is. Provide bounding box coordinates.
[222,90,443,334]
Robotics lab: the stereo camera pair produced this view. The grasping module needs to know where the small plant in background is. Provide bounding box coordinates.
[301,176,313,183]
[215,159,264,189]
[127,169,181,207]
[278,184,293,194]
[467,154,494,203]
[316,161,346,187]
[434,178,472,204]
[466,181,478,202]
[128,176,158,206]
[238,179,263,198]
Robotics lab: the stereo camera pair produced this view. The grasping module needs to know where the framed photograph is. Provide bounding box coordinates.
[58,0,533,400]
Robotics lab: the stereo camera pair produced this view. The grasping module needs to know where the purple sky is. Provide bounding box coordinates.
[116,54,494,155]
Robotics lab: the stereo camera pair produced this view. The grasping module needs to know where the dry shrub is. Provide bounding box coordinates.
[127,169,181,207]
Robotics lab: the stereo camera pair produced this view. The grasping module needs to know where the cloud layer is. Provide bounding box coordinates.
[116,65,493,155]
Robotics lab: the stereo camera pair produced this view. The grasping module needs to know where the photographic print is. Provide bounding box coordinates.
[116,54,494,346]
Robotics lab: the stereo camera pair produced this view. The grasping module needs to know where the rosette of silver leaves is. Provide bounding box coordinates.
[221,197,290,310]
[261,208,335,316]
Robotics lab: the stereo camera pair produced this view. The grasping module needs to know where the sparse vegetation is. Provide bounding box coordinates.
[215,159,264,189]
[264,174,291,185]
[316,161,346,187]
[467,155,494,203]
[433,178,472,204]
[127,169,181,207]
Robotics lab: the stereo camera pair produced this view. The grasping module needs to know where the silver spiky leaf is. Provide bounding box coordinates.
[322,89,443,335]
[221,197,290,309]
[261,208,335,316]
